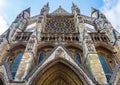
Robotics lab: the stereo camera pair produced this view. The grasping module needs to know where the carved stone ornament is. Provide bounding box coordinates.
[55,48,64,58]
[85,35,95,52]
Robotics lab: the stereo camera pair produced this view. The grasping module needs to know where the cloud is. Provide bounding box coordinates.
[0,16,8,35]
[0,0,5,9]
[101,0,120,32]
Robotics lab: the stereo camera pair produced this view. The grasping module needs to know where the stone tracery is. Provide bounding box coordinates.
[45,16,75,33]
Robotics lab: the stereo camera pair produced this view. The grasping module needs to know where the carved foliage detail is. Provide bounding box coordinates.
[85,35,95,53]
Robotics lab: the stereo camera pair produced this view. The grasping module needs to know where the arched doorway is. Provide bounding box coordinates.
[29,58,92,85]
[36,62,83,85]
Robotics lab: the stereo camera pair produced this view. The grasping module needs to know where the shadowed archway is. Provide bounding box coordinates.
[29,58,93,85]
[36,62,83,85]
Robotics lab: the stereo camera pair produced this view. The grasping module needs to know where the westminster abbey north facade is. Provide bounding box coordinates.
[0,3,120,85]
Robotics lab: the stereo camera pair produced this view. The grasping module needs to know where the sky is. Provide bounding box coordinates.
[0,0,120,34]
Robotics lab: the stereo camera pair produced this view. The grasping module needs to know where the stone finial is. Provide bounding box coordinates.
[71,3,80,15]
[91,7,99,18]
[40,2,49,15]
[59,5,61,8]
[46,2,49,7]
[91,7,98,14]
[72,2,75,7]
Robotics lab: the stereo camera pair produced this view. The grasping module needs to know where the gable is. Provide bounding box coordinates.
[26,45,95,85]
[51,6,71,15]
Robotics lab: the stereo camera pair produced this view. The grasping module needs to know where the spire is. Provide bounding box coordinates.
[72,2,75,7]
[47,2,49,7]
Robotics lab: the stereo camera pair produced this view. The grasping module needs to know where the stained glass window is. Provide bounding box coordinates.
[75,54,81,64]
[11,53,23,79]
[99,54,111,82]
[38,53,44,64]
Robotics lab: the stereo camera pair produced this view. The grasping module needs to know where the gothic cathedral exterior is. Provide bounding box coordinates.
[0,3,120,85]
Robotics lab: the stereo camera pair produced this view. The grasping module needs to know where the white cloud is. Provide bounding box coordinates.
[101,0,120,32]
[0,0,5,8]
[0,16,8,35]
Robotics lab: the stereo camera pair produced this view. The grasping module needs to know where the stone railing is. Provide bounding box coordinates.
[40,33,80,42]
[89,33,110,43]
[14,32,32,41]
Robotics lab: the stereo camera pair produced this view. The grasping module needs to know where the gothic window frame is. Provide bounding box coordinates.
[11,53,23,79]
[98,53,111,82]
[38,52,44,64]
[37,45,54,65]
[75,53,82,65]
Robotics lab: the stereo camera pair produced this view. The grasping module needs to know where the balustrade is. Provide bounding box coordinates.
[40,33,80,42]
[14,32,32,41]
[90,33,110,43]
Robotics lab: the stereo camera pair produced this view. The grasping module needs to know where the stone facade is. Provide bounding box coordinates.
[0,3,120,85]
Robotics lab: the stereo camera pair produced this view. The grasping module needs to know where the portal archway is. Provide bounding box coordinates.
[36,63,83,85]
[29,58,93,85]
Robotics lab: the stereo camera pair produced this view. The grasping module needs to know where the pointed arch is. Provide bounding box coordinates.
[8,44,25,66]
[75,53,82,64]
[28,58,94,85]
[65,44,83,62]
[98,54,111,82]
[95,45,116,69]
[95,44,116,83]
[37,45,54,65]
[38,52,44,64]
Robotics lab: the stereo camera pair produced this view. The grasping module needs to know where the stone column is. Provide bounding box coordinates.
[79,23,107,84]
[15,32,37,81]
[0,40,9,64]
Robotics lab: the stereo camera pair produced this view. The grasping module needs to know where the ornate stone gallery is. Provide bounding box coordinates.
[0,3,120,85]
